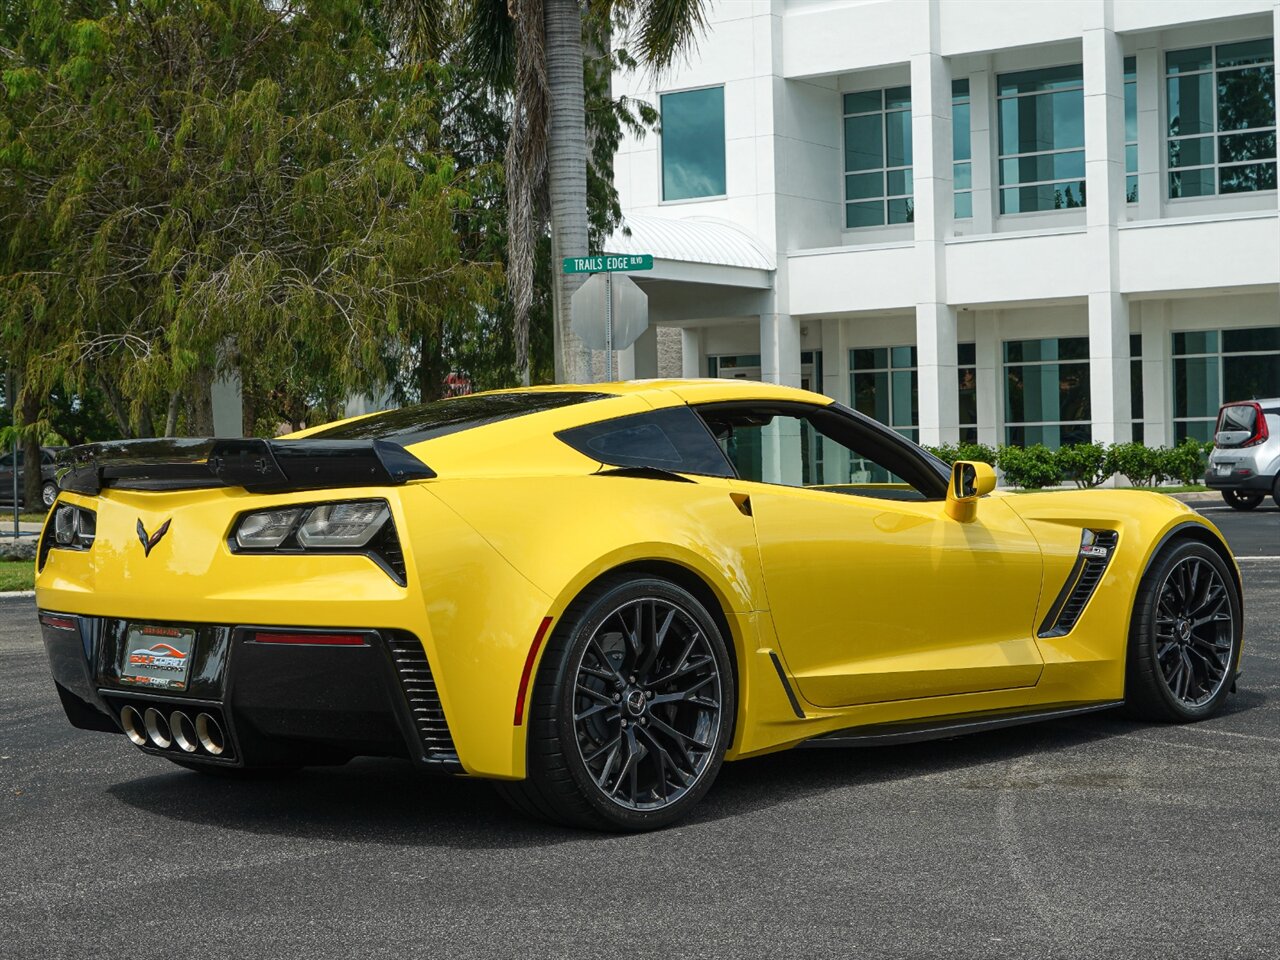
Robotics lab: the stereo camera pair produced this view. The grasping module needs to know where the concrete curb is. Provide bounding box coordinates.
[1167,491,1220,504]
[0,590,34,599]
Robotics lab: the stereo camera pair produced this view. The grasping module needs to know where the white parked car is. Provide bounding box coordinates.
[1206,399,1280,510]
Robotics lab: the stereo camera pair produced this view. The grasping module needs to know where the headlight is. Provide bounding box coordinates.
[234,508,303,549]
[296,502,390,548]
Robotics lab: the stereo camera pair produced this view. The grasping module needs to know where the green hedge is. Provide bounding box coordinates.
[923,438,1212,490]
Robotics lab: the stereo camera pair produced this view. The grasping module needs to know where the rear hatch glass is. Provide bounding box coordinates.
[1215,403,1258,448]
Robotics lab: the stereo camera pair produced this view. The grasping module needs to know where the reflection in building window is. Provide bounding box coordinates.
[1172,327,1280,441]
[1125,57,1138,202]
[661,86,726,201]
[843,87,914,227]
[997,65,1086,213]
[953,80,973,219]
[958,342,977,442]
[1166,39,1277,198]
[850,346,918,441]
[1003,337,1092,447]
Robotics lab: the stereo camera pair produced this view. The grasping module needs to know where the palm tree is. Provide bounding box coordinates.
[390,0,709,383]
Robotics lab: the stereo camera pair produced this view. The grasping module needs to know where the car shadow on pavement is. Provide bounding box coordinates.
[102,705,1226,847]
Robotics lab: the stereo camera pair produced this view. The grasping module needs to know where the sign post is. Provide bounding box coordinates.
[564,254,653,381]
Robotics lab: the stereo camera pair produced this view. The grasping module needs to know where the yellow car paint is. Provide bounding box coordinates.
[36,380,1237,780]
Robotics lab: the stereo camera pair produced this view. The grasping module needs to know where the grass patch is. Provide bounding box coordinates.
[0,509,49,523]
[0,560,35,592]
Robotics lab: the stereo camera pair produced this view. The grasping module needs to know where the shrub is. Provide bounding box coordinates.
[1107,441,1162,486]
[996,443,1060,489]
[924,443,960,465]
[924,441,997,467]
[1159,437,1209,486]
[955,441,998,466]
[1055,442,1110,488]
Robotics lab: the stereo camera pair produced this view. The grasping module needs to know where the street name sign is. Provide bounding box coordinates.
[562,253,653,275]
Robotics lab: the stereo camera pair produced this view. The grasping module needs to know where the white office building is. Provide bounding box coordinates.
[608,0,1280,450]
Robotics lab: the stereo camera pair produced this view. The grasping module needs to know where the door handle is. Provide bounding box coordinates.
[730,492,752,517]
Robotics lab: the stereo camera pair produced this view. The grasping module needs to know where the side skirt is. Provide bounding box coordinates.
[799,701,1124,750]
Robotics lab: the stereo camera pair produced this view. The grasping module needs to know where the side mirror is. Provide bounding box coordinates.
[945,460,997,522]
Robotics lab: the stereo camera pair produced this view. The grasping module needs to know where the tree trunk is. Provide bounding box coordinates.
[417,327,449,403]
[20,388,41,509]
[189,366,215,436]
[164,390,181,437]
[135,401,156,439]
[96,374,134,439]
[544,0,593,384]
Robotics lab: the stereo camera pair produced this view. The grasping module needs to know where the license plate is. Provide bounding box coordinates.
[120,625,196,691]
[1215,463,1232,476]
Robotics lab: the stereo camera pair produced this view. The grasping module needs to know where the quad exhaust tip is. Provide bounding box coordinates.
[120,705,147,747]
[170,711,198,754]
[196,713,225,756]
[143,707,172,749]
[119,705,228,757]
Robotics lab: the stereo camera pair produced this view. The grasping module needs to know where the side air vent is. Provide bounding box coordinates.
[384,633,462,772]
[1038,529,1120,638]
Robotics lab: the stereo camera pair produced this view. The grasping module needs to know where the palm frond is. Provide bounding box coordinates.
[462,0,516,89]
[382,0,456,62]
[627,0,708,73]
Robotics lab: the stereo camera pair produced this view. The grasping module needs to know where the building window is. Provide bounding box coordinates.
[843,87,913,227]
[707,354,761,379]
[958,342,977,442]
[953,79,972,219]
[1172,327,1280,441]
[1125,57,1138,202]
[661,86,726,201]
[850,346,918,440]
[1003,337,1091,447]
[1167,39,1277,198]
[997,65,1086,213]
[1131,333,1143,444]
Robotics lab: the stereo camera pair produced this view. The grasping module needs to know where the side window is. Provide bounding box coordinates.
[695,403,947,501]
[557,406,734,477]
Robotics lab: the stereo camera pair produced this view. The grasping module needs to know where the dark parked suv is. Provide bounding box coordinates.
[0,446,66,509]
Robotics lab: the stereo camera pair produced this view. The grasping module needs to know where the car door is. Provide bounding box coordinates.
[695,401,1045,708]
[0,451,17,504]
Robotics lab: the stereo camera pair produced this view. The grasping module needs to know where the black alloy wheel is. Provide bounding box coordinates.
[1126,539,1241,721]
[1222,489,1263,510]
[497,574,734,831]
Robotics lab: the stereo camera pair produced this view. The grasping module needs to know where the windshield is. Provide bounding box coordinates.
[307,391,607,446]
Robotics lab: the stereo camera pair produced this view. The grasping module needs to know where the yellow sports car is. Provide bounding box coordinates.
[37,380,1242,830]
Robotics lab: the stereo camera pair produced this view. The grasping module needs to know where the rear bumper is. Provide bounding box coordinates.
[38,610,461,773]
[1204,468,1273,492]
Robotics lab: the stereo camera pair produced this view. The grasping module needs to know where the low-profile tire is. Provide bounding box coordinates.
[1125,539,1241,722]
[496,574,735,831]
[41,481,57,509]
[1222,489,1263,510]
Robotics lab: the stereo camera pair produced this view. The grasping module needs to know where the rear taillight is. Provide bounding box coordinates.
[1243,402,1269,447]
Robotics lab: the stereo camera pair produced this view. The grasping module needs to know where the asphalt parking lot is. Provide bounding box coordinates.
[2,502,1278,959]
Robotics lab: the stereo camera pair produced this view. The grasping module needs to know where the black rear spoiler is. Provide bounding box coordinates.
[56,437,436,496]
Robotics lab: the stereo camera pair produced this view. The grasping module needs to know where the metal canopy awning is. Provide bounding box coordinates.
[606,214,775,290]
